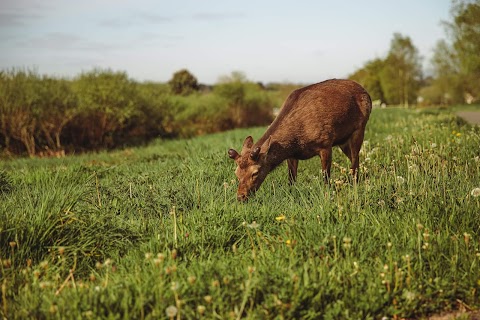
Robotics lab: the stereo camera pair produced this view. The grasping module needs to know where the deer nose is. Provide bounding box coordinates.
[237,193,248,202]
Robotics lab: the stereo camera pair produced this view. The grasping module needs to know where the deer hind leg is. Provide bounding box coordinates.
[345,129,366,181]
[287,158,299,184]
[319,147,332,182]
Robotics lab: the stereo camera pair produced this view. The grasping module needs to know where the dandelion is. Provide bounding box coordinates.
[187,275,197,285]
[211,279,220,288]
[166,305,178,319]
[58,247,65,256]
[247,266,255,274]
[9,241,16,249]
[170,281,179,291]
[378,200,385,207]
[396,176,405,184]
[464,232,471,246]
[471,188,480,197]
[430,143,437,148]
[157,253,165,261]
[456,132,461,137]
[171,249,178,260]
[247,221,260,229]
[197,305,206,315]
[343,237,352,250]
[275,215,286,221]
[145,252,153,260]
[204,295,213,304]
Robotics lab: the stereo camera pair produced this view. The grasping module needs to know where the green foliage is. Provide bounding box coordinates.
[1,107,479,319]
[0,69,275,156]
[349,34,422,106]
[349,58,385,103]
[168,69,199,96]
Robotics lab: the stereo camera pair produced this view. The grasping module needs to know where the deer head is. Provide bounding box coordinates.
[228,136,272,201]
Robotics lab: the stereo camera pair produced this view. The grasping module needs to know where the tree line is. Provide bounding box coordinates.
[0,69,277,157]
[349,0,480,106]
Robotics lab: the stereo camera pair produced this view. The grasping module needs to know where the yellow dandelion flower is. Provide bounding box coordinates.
[275,215,286,221]
[456,132,461,137]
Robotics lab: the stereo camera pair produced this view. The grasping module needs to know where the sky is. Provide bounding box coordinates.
[0,0,452,84]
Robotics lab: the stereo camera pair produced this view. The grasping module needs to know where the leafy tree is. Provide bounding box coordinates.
[0,69,40,156]
[36,77,78,152]
[444,0,480,102]
[379,33,423,106]
[71,69,139,149]
[168,69,199,95]
[349,58,386,103]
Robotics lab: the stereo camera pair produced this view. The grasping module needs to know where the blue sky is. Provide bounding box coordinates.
[0,0,452,84]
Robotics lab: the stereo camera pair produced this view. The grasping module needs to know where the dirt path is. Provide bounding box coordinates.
[457,111,480,125]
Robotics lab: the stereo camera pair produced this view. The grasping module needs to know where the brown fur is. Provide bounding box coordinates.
[228,79,372,201]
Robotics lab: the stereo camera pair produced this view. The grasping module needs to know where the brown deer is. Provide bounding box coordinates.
[228,79,372,201]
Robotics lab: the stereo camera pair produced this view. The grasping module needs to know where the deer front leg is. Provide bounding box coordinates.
[287,158,299,185]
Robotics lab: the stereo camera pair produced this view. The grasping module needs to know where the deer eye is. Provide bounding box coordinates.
[251,171,259,179]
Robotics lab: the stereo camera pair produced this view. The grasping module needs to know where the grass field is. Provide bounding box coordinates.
[1,107,479,319]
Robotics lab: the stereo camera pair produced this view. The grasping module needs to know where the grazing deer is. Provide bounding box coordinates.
[228,79,372,201]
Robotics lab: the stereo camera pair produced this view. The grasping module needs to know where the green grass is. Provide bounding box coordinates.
[1,107,479,319]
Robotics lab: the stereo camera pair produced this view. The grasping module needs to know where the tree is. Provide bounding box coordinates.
[71,69,139,149]
[349,58,386,103]
[168,69,199,95]
[446,0,480,102]
[380,33,423,106]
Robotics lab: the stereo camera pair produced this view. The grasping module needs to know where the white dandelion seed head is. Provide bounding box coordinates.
[471,188,480,197]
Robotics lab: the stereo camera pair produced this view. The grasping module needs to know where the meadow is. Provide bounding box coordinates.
[1,107,479,319]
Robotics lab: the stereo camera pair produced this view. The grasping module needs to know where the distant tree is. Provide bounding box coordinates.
[446,0,480,102]
[349,58,386,103]
[71,69,139,149]
[168,69,199,95]
[379,33,423,106]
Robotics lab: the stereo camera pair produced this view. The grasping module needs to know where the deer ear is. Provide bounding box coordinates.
[228,149,239,160]
[242,136,254,151]
[260,136,272,155]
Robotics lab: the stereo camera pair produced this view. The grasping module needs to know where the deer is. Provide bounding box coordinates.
[228,79,372,201]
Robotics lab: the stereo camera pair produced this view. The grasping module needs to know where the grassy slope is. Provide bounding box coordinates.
[1,107,479,319]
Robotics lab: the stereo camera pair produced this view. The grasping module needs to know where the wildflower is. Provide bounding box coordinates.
[275,215,286,221]
[187,275,196,285]
[464,233,471,245]
[247,221,260,229]
[422,243,429,250]
[343,237,352,250]
[223,181,229,189]
[211,279,220,288]
[166,305,178,318]
[9,241,16,249]
[145,252,153,260]
[248,266,255,274]
[157,253,165,261]
[197,305,206,315]
[204,295,213,304]
[430,143,437,148]
[58,247,65,256]
[396,176,405,184]
[471,188,480,197]
[456,132,461,137]
[171,249,177,260]
[170,281,179,291]
[378,200,385,207]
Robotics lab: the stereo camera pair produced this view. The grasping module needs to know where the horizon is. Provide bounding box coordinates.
[1,0,452,84]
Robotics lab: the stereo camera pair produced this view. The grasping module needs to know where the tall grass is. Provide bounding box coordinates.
[0,107,479,319]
